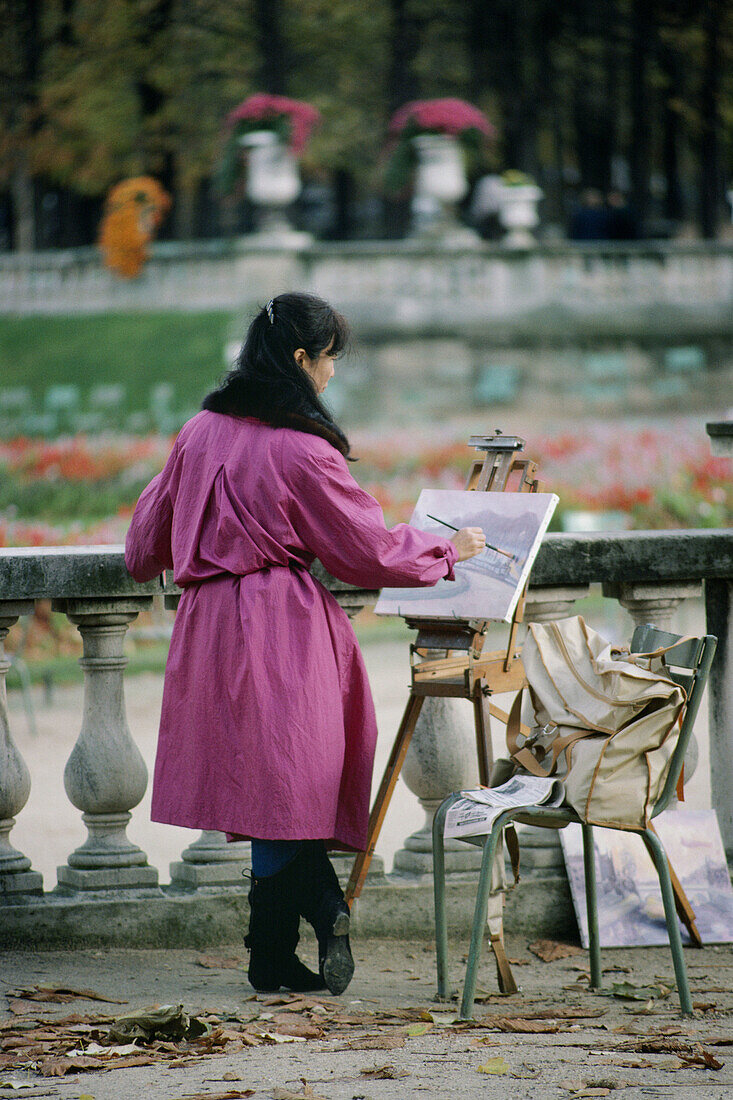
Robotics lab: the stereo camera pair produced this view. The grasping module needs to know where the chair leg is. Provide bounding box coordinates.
[460,824,504,1021]
[432,801,450,1001]
[641,828,693,1017]
[581,824,602,989]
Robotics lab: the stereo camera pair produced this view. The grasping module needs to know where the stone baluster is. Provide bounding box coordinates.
[170,830,251,889]
[705,579,733,863]
[52,597,160,893]
[602,580,704,793]
[517,585,591,877]
[0,602,43,897]
[392,693,482,877]
[602,581,702,631]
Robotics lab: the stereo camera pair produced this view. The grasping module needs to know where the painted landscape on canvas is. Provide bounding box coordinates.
[561,810,733,947]
[375,489,558,622]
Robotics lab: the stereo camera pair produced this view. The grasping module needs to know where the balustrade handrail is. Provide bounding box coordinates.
[1,529,732,602]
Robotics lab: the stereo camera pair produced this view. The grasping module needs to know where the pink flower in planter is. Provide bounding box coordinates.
[225,93,321,156]
[389,98,495,140]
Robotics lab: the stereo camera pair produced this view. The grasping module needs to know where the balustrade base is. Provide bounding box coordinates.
[0,869,43,896]
[0,872,576,948]
[56,864,160,892]
[169,860,249,889]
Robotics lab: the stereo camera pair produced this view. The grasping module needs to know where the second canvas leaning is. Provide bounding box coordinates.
[375,489,559,624]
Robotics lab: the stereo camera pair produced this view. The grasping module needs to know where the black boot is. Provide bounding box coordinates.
[244,869,325,993]
[291,843,355,996]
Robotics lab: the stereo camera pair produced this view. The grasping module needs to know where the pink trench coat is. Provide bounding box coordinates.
[125,411,458,852]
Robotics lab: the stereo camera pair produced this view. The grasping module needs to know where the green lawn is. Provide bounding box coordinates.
[0,310,239,411]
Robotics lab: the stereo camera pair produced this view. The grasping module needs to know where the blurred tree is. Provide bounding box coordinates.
[0,0,41,248]
[0,0,731,245]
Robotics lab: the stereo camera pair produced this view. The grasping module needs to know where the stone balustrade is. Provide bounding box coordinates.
[1,529,731,946]
[1,240,732,330]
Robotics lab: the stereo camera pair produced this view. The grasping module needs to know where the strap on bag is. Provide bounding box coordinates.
[624,635,696,665]
[505,688,599,778]
[490,933,518,995]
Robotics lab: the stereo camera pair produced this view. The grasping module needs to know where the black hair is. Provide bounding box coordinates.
[202,292,352,457]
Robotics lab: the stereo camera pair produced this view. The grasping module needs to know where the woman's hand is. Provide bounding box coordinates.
[451,527,486,562]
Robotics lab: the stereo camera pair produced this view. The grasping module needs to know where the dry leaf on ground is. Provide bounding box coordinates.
[6,986,126,1005]
[176,1093,255,1100]
[195,955,243,970]
[478,1056,510,1075]
[610,980,673,1001]
[271,1083,327,1100]
[360,1063,409,1079]
[340,1034,406,1051]
[528,940,584,962]
[488,1018,562,1034]
[404,1022,433,1037]
[619,1037,724,1069]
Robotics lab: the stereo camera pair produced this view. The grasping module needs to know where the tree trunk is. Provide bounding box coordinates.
[253,0,289,95]
[172,181,197,241]
[699,0,722,239]
[10,164,35,251]
[383,0,423,238]
[629,0,652,233]
[572,0,616,192]
[659,41,685,225]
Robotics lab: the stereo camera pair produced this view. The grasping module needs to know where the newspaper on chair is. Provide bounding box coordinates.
[444,775,566,840]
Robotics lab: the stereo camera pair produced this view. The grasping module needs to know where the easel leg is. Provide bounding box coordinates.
[472,678,494,786]
[345,692,425,906]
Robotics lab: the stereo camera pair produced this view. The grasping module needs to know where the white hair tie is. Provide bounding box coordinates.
[265,299,275,325]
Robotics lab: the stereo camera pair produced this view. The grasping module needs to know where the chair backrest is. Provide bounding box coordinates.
[630,623,717,816]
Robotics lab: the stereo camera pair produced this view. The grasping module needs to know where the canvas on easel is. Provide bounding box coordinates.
[375,489,558,623]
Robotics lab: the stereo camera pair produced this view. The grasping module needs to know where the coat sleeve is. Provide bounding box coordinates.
[124,439,180,582]
[287,445,458,589]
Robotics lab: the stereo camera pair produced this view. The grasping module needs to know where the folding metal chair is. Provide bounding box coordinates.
[432,625,717,1019]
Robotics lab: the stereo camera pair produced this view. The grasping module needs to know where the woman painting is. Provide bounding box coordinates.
[124,292,485,995]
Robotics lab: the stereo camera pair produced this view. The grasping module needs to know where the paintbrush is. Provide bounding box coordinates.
[426,513,515,561]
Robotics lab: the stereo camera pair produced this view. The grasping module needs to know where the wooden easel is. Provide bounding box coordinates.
[345,432,540,991]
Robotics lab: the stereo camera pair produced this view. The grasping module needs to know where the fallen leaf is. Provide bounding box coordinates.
[405,1022,433,1037]
[610,981,672,1001]
[490,1018,562,1034]
[341,1034,406,1051]
[38,1055,104,1076]
[360,1063,409,1079]
[108,1003,207,1042]
[272,1083,327,1100]
[271,1021,324,1040]
[692,1001,716,1011]
[6,985,126,1005]
[528,940,584,962]
[259,1031,306,1044]
[478,1056,509,1075]
[618,1037,725,1068]
[176,1093,255,1100]
[195,954,243,970]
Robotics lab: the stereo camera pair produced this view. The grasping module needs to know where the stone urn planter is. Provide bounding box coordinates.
[411,134,478,245]
[496,182,543,248]
[239,130,311,245]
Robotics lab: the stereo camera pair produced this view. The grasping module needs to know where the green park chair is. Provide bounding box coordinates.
[432,624,718,1020]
